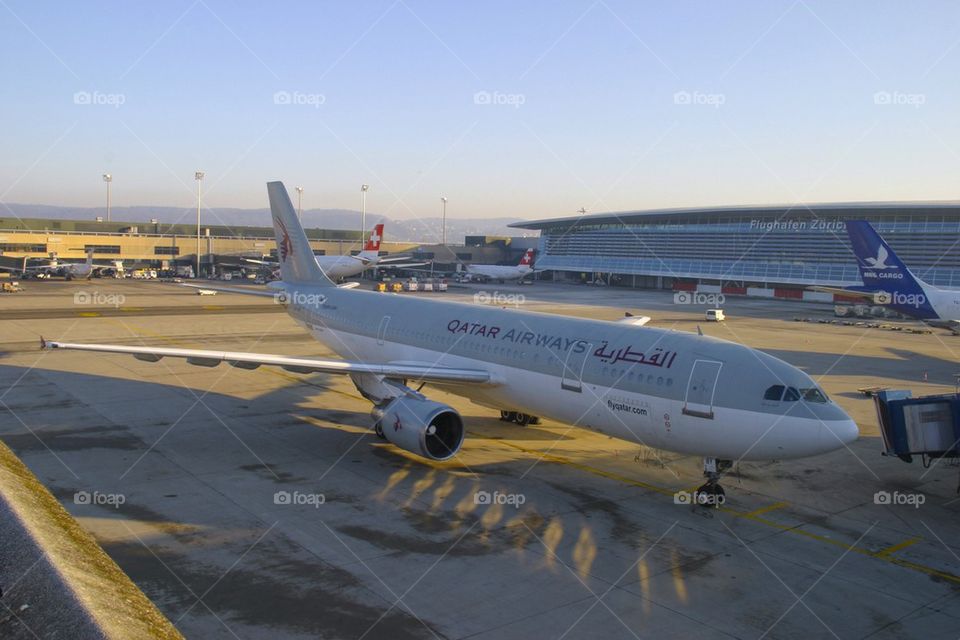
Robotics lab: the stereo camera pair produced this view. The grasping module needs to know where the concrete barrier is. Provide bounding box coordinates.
[0,440,182,639]
[802,290,833,303]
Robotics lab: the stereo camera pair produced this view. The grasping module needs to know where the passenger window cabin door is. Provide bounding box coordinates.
[561,343,592,392]
[683,359,723,419]
[377,315,390,346]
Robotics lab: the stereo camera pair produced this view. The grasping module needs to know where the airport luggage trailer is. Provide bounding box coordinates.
[874,389,960,489]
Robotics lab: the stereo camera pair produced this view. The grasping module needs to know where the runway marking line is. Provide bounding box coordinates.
[875,537,922,557]
[744,501,788,517]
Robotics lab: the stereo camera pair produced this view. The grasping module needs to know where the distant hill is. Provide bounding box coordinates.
[0,204,531,242]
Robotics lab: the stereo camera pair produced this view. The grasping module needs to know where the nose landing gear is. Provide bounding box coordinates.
[695,457,732,508]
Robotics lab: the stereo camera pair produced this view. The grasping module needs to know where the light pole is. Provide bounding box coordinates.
[440,196,448,246]
[295,186,304,221]
[195,171,204,278]
[102,174,112,222]
[360,184,369,238]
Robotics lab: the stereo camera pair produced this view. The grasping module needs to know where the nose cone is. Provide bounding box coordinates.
[821,418,860,451]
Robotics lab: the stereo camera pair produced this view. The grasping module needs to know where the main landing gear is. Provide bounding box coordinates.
[695,458,732,508]
[499,410,540,426]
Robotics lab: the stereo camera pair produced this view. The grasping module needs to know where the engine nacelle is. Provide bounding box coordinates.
[377,396,464,461]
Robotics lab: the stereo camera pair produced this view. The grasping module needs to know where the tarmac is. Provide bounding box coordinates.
[1,278,960,639]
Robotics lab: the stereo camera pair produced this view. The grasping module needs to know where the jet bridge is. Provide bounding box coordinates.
[874,390,960,466]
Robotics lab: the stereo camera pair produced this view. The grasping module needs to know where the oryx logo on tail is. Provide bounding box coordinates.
[276,216,293,262]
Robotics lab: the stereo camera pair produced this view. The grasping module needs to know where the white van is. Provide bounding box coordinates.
[705,309,725,322]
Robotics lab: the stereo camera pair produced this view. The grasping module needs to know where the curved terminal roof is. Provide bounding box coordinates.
[509,201,960,230]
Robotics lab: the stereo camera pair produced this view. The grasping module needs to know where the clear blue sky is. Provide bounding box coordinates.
[1,1,959,220]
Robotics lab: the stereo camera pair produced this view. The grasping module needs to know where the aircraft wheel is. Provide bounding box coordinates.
[514,413,533,426]
[374,421,385,439]
[500,410,517,422]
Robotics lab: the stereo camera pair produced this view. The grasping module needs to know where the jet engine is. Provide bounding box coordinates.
[376,396,464,461]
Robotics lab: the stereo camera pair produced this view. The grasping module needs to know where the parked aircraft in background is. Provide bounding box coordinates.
[466,248,536,282]
[810,221,960,326]
[0,251,114,279]
[244,223,424,281]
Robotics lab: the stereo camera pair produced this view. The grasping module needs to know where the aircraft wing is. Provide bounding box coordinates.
[40,339,492,384]
[179,283,280,297]
[377,262,429,269]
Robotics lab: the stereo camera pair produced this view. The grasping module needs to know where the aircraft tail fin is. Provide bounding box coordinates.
[267,181,334,285]
[363,223,384,253]
[519,248,535,267]
[845,220,936,316]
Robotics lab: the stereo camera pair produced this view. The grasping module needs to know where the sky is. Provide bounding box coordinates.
[1,1,959,221]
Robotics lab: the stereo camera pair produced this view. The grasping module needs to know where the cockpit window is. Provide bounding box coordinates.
[783,387,801,401]
[763,385,785,401]
[801,388,828,403]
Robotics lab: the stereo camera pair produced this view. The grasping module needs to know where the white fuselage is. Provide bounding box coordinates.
[315,253,377,280]
[286,287,856,462]
[466,264,532,281]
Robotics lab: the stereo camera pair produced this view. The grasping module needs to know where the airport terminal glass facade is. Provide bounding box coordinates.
[511,204,960,288]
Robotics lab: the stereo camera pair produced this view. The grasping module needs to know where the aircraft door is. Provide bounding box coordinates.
[377,315,390,346]
[561,342,592,392]
[683,359,722,419]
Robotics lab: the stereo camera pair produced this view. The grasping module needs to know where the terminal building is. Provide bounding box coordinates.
[511,203,960,291]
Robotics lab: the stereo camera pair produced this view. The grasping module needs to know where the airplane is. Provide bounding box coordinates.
[243,222,424,281]
[2,251,102,280]
[809,221,960,325]
[42,181,858,503]
[465,248,536,283]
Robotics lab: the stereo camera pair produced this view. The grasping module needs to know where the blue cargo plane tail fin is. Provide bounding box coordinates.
[845,220,936,318]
